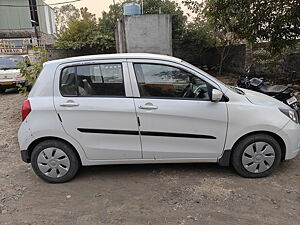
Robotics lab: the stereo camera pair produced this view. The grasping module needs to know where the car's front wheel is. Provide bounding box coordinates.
[231,134,281,178]
[31,139,80,183]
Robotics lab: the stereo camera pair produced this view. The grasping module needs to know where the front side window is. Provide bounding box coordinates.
[60,63,125,97]
[134,63,210,100]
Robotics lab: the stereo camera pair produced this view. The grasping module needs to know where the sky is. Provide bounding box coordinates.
[44,0,195,18]
[44,0,111,17]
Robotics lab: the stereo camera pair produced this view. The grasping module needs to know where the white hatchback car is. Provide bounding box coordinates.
[18,54,300,183]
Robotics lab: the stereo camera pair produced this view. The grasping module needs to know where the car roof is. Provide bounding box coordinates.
[45,53,182,66]
[0,55,27,57]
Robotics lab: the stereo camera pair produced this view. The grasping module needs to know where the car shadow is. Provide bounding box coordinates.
[0,88,19,94]
[75,162,235,181]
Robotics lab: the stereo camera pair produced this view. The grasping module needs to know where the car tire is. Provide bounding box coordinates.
[231,134,281,178]
[31,139,80,183]
[0,88,6,93]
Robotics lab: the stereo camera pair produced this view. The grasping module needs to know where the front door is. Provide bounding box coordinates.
[128,61,228,159]
[54,60,141,160]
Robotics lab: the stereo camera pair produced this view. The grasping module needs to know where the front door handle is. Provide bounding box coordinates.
[60,102,79,107]
[139,103,158,110]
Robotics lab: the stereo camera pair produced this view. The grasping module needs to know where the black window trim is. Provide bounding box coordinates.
[59,63,126,98]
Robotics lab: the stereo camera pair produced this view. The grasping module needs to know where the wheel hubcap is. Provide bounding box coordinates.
[242,142,275,173]
[37,148,70,178]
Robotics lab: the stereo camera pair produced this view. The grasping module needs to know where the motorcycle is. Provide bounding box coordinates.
[237,70,300,112]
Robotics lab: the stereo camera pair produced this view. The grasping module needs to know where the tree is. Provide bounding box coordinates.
[53,4,80,33]
[175,18,217,67]
[184,0,300,54]
[99,0,187,40]
[184,1,241,74]
[54,7,115,53]
[17,47,48,95]
[140,0,187,39]
[98,3,124,37]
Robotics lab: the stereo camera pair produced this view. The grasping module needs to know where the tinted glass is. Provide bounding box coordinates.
[77,64,124,96]
[60,63,125,97]
[134,64,210,100]
[60,67,77,96]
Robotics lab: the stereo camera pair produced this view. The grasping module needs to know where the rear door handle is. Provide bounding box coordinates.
[139,103,158,110]
[60,102,79,107]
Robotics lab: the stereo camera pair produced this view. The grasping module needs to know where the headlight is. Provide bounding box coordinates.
[279,108,299,124]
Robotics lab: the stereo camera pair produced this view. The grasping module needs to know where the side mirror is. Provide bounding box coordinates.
[211,89,223,102]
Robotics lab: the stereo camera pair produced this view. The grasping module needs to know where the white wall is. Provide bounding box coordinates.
[117,14,172,55]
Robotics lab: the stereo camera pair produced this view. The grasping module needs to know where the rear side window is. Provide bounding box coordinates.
[60,63,125,97]
[60,67,77,96]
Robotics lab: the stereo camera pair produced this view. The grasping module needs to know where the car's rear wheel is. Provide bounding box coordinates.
[0,88,6,93]
[31,140,80,183]
[231,134,281,178]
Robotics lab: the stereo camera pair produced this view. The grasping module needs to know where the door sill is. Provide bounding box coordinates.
[82,158,217,166]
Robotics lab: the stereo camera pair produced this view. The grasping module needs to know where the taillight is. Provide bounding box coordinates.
[22,100,31,121]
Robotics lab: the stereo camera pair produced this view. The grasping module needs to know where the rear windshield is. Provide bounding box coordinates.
[0,55,24,70]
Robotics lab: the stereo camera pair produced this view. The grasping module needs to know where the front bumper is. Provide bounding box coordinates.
[277,120,300,160]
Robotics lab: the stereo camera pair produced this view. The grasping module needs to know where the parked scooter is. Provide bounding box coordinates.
[237,66,300,112]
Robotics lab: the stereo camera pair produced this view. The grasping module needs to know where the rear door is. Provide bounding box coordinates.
[128,59,228,160]
[53,59,142,160]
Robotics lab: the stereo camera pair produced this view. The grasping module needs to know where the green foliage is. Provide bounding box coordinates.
[139,0,187,39]
[184,0,300,54]
[98,3,125,37]
[17,47,48,95]
[54,7,115,52]
[55,1,187,53]
[252,47,289,75]
[252,49,273,64]
[53,4,80,33]
[175,18,216,59]
[99,0,187,40]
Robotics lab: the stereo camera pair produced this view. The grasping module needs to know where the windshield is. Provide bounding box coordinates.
[183,61,247,95]
[0,55,24,70]
[182,61,228,87]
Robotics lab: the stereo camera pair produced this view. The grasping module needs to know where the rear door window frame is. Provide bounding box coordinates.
[57,60,132,98]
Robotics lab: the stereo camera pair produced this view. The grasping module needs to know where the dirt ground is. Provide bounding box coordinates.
[0,90,299,225]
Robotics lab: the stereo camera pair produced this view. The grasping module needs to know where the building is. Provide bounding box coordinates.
[0,0,56,54]
[116,14,172,56]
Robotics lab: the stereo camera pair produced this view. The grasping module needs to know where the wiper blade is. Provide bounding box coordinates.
[228,85,245,95]
[0,67,19,70]
[235,87,245,94]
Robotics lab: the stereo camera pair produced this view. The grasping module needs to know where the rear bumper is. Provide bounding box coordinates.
[18,121,33,163]
[21,150,30,163]
[0,80,25,89]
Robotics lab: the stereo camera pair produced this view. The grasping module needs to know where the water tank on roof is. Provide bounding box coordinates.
[123,2,141,16]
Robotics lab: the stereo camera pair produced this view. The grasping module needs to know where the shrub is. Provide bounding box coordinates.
[17,47,48,95]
